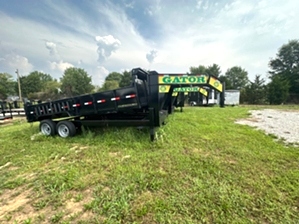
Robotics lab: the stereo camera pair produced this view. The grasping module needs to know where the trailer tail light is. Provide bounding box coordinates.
[73,104,80,107]
[84,101,93,105]
[111,97,120,101]
[97,99,106,103]
[125,94,136,99]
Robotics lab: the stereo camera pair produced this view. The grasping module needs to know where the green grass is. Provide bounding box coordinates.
[0,105,299,223]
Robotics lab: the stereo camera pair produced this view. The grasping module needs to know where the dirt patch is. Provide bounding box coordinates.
[65,189,92,215]
[62,188,98,223]
[0,120,13,126]
[6,203,38,223]
[0,186,96,223]
[0,188,33,222]
[0,117,26,126]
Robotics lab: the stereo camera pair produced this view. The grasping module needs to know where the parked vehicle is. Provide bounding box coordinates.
[0,101,13,121]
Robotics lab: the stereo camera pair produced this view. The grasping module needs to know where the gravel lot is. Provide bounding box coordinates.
[235,109,299,145]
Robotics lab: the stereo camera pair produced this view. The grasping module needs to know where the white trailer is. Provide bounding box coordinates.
[224,90,240,105]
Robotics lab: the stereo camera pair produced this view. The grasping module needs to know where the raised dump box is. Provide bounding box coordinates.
[24,68,225,141]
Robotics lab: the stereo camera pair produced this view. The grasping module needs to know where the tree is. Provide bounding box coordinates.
[27,80,61,101]
[242,75,267,104]
[119,70,132,87]
[267,75,289,104]
[268,39,299,97]
[218,75,232,89]
[99,72,121,91]
[105,72,122,83]
[18,71,54,97]
[224,66,249,90]
[206,64,221,77]
[189,65,206,74]
[99,80,119,91]
[60,67,94,96]
[0,73,16,99]
[99,70,133,90]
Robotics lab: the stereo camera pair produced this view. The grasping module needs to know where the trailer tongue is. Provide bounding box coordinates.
[24,68,225,141]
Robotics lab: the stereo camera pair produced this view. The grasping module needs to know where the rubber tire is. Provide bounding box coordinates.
[56,121,76,138]
[40,119,56,136]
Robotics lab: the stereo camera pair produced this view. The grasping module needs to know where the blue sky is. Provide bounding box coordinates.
[0,0,298,86]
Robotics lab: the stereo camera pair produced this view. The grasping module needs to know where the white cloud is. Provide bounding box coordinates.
[144,0,161,16]
[0,11,97,70]
[146,50,158,64]
[45,41,58,56]
[49,60,74,73]
[124,1,134,9]
[148,0,299,80]
[0,53,34,74]
[95,35,121,63]
[1,0,298,84]
[0,3,150,80]
[196,0,203,9]
[92,66,110,86]
[97,66,109,75]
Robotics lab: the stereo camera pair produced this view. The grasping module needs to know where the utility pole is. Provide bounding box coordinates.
[15,69,22,102]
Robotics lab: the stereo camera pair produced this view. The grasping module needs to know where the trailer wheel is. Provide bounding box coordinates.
[56,121,76,138]
[40,119,56,136]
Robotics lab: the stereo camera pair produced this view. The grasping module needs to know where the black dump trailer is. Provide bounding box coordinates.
[24,68,174,141]
[24,68,225,141]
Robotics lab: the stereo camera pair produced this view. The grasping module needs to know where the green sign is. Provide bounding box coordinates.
[174,87,200,92]
[159,75,207,84]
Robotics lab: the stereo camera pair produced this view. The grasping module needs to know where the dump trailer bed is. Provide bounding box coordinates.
[26,86,144,122]
[24,68,170,141]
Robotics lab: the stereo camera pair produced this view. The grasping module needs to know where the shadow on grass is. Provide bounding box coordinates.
[78,125,153,142]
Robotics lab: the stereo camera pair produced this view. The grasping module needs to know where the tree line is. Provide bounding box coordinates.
[0,39,298,104]
[0,67,133,102]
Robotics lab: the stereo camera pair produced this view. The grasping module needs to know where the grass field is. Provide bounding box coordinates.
[0,106,299,224]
